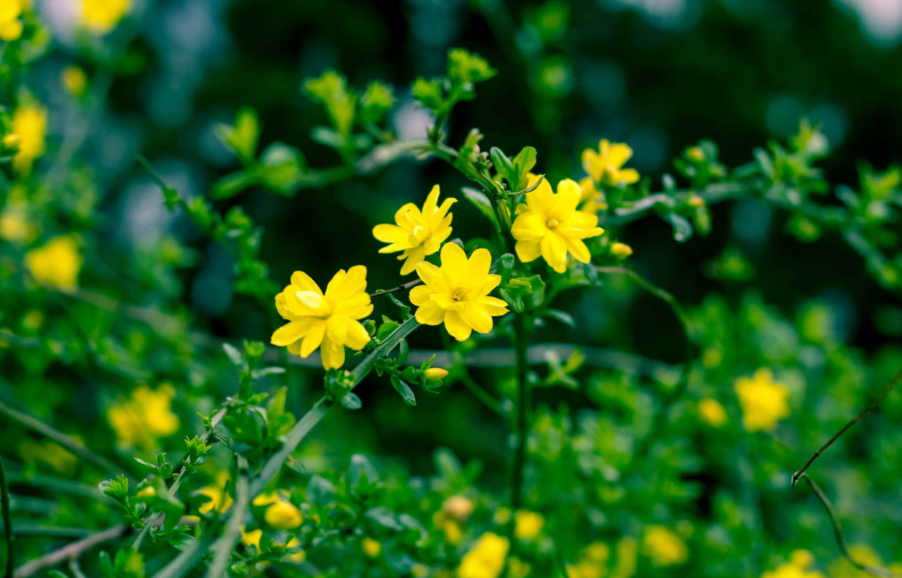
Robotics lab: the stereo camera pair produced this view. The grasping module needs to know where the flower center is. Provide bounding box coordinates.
[452,288,467,302]
[545,218,560,230]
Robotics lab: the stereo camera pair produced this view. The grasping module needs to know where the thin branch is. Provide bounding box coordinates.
[0,400,123,476]
[1,458,13,578]
[12,525,126,578]
[791,366,902,487]
[3,526,92,539]
[369,279,422,297]
[205,457,250,578]
[799,474,902,578]
[457,372,509,418]
[67,558,88,578]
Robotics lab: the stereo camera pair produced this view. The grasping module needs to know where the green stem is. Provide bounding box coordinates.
[510,313,531,513]
[1,457,13,578]
[457,372,509,418]
[205,457,250,578]
[0,400,123,476]
[11,525,126,578]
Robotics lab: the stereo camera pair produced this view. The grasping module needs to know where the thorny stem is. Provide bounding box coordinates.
[799,474,902,578]
[791,366,902,486]
[1,458,13,578]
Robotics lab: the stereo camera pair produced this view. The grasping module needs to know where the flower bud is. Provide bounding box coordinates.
[442,495,473,522]
[2,134,20,150]
[265,500,303,530]
[610,242,633,259]
[424,367,448,382]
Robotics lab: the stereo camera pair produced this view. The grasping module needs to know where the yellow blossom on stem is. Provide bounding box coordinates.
[284,537,306,563]
[511,175,604,273]
[270,266,373,370]
[442,495,474,522]
[82,0,130,34]
[513,510,545,540]
[373,184,456,275]
[362,537,382,558]
[610,242,633,259]
[581,140,640,186]
[0,0,25,41]
[764,549,825,578]
[197,473,233,515]
[424,367,449,382]
[578,176,607,213]
[458,532,510,578]
[642,525,688,567]
[698,398,728,428]
[62,66,89,97]
[241,527,262,551]
[11,102,47,175]
[107,384,180,449]
[734,368,790,432]
[410,243,509,341]
[25,236,82,291]
[0,207,33,243]
[264,500,303,530]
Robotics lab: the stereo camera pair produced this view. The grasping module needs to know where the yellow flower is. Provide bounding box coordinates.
[513,510,545,540]
[25,236,82,291]
[511,176,604,273]
[197,473,233,515]
[578,177,607,213]
[11,103,47,174]
[611,537,638,578]
[252,491,281,506]
[458,532,510,578]
[373,184,456,275]
[82,0,130,34]
[62,66,89,97]
[581,140,640,186]
[107,384,180,448]
[0,207,33,243]
[241,527,262,550]
[0,0,25,41]
[566,542,610,578]
[270,266,373,370]
[443,519,462,545]
[734,368,790,432]
[508,558,532,578]
[136,486,157,499]
[283,537,306,564]
[442,495,474,522]
[410,243,508,341]
[609,242,633,259]
[264,500,303,530]
[764,549,825,578]
[698,398,728,428]
[641,525,688,567]
[18,439,78,474]
[361,537,382,558]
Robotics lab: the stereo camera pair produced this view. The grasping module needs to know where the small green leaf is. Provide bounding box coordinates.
[390,375,417,406]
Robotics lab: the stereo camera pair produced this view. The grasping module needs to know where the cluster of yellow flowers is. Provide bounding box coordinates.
[9,102,47,175]
[106,384,180,449]
[641,525,688,567]
[458,532,510,578]
[0,0,27,41]
[24,235,83,291]
[734,368,791,432]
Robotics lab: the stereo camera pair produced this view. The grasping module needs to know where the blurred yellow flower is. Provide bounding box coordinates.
[82,0,130,34]
[283,537,306,564]
[25,236,82,291]
[18,439,77,474]
[513,510,545,540]
[197,473,233,515]
[578,176,607,213]
[508,557,531,578]
[264,500,303,530]
[62,66,89,97]
[764,549,825,578]
[442,494,474,522]
[241,527,262,551]
[11,102,46,174]
[734,368,790,432]
[458,532,510,578]
[136,486,157,499]
[443,519,462,545]
[107,384,180,448]
[361,537,382,558]
[252,491,281,506]
[828,545,894,578]
[642,525,688,567]
[512,175,604,273]
[373,184,456,275]
[582,140,640,186]
[567,542,610,578]
[0,208,33,243]
[611,536,638,578]
[698,398,728,428]
[0,0,25,41]
[271,266,373,370]
[410,243,508,341]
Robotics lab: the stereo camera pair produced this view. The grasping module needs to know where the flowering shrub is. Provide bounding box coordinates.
[2,3,902,578]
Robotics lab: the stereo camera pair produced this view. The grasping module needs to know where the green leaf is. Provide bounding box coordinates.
[360,81,396,123]
[447,48,496,86]
[210,170,256,200]
[390,375,417,406]
[411,77,444,111]
[222,343,245,368]
[340,392,362,410]
[303,70,357,136]
[511,146,537,189]
[216,107,259,162]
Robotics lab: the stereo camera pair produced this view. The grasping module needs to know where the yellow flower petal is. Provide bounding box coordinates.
[444,310,472,341]
[541,233,568,273]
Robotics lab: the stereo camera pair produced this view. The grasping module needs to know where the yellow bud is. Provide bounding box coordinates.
[610,242,633,259]
[361,537,382,558]
[136,486,157,498]
[62,66,89,97]
[424,367,449,382]
[264,500,303,530]
[687,194,705,208]
[443,495,474,522]
[687,147,705,162]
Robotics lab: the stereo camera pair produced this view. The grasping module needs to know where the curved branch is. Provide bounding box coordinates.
[12,525,126,578]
